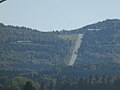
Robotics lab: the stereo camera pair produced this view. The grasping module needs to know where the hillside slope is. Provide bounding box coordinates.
[75,19,120,65]
[0,19,120,75]
[69,34,83,66]
[0,23,77,71]
[1,19,120,90]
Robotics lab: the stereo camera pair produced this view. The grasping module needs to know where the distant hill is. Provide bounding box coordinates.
[75,19,120,65]
[67,19,120,34]
[0,23,77,71]
[0,19,120,76]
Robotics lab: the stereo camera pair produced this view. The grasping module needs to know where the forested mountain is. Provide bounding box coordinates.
[76,19,120,64]
[0,19,120,90]
[69,19,120,34]
[0,23,77,69]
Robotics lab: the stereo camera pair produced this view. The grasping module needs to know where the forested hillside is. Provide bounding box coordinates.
[76,19,120,65]
[0,23,77,71]
[1,19,120,90]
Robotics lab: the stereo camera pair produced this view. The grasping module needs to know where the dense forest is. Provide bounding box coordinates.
[0,19,120,90]
[0,23,77,68]
[76,19,120,64]
[1,74,120,90]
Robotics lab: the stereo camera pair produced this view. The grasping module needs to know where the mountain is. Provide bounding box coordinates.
[0,19,120,69]
[0,24,78,69]
[75,19,120,65]
[0,19,120,90]
[71,19,120,33]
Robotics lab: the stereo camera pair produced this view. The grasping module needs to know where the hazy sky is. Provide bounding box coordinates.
[0,0,120,31]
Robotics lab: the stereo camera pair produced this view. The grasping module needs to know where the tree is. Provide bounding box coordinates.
[23,81,36,90]
[40,80,44,90]
[48,81,53,90]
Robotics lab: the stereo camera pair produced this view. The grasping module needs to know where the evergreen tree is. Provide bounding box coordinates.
[23,81,36,90]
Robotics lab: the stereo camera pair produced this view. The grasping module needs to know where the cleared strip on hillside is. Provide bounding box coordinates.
[68,34,84,66]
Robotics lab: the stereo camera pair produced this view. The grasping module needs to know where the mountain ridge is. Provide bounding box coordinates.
[68,19,120,34]
[1,19,120,90]
[0,19,120,74]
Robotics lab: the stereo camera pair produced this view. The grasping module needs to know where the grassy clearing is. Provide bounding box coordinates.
[57,34,78,65]
[57,34,77,41]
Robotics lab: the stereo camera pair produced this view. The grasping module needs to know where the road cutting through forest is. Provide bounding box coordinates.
[68,34,84,66]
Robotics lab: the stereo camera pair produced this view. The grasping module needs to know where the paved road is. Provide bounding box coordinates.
[68,34,84,66]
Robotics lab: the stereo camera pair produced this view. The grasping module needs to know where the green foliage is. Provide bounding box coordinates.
[76,20,120,65]
[0,23,75,71]
[1,19,120,90]
[24,81,36,90]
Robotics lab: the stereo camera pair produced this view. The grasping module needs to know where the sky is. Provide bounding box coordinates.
[0,0,120,31]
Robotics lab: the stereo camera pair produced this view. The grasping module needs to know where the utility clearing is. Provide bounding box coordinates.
[68,34,84,66]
